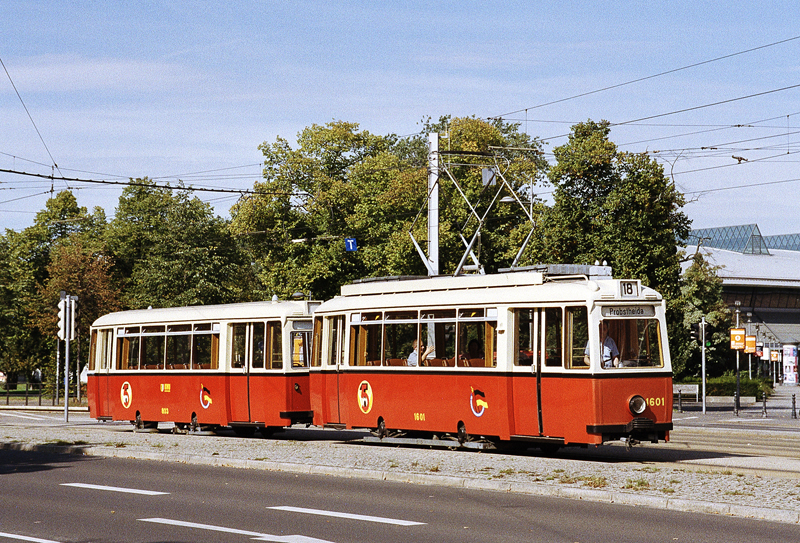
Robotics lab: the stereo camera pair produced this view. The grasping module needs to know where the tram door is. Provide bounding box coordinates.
[228,323,253,422]
[326,316,345,424]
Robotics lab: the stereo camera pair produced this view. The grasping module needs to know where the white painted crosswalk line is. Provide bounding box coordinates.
[60,483,168,495]
[268,505,425,526]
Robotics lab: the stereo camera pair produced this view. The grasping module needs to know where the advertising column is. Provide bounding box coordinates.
[783,345,798,385]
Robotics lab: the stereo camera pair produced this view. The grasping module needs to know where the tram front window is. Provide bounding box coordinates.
[599,318,663,368]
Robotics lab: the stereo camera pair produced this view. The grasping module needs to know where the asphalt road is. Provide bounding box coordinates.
[2,448,799,543]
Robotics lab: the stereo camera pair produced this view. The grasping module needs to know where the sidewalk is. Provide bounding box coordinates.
[675,383,800,421]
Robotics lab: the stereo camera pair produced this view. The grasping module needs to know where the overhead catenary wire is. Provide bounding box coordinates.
[0,56,64,183]
[490,35,800,119]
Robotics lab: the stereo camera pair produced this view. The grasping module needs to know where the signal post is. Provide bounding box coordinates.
[57,291,78,422]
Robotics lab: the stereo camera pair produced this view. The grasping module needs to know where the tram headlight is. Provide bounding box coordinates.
[628,395,647,415]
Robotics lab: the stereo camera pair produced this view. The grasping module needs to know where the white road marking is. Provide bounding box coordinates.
[672,416,698,420]
[268,505,426,526]
[139,517,335,543]
[1,413,50,420]
[60,483,168,495]
[0,531,62,543]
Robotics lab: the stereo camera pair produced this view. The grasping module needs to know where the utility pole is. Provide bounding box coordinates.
[701,316,707,414]
[427,132,439,276]
[735,301,741,412]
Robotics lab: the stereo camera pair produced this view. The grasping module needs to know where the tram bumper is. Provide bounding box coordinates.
[586,418,672,444]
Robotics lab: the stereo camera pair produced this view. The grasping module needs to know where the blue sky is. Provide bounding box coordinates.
[2,1,799,236]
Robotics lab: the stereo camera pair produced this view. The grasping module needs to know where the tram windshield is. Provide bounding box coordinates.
[596,318,663,369]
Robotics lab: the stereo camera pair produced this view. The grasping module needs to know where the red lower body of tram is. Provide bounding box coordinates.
[310,370,672,446]
[88,373,312,432]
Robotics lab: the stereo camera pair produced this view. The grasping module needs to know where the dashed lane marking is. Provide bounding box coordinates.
[0,531,62,543]
[61,483,168,495]
[268,505,426,526]
[139,517,335,543]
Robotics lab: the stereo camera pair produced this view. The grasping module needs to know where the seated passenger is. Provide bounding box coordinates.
[407,339,434,367]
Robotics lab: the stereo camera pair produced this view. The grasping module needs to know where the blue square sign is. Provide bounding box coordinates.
[345,237,357,251]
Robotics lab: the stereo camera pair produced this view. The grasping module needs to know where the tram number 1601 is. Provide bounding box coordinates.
[646,397,665,407]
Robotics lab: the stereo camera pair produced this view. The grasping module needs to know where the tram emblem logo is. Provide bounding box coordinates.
[120,381,132,409]
[470,387,488,417]
[200,384,212,409]
[358,380,373,414]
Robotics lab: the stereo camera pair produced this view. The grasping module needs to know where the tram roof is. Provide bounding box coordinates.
[91,300,320,328]
[317,269,662,313]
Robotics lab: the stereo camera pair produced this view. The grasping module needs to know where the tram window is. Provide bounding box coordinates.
[383,322,416,366]
[117,336,140,370]
[230,323,247,369]
[421,309,456,320]
[291,331,309,367]
[252,322,266,369]
[101,330,113,370]
[166,334,191,369]
[514,309,535,366]
[89,331,98,371]
[543,307,563,367]
[312,317,323,367]
[601,318,663,369]
[192,332,219,370]
[141,328,165,370]
[566,307,589,369]
[458,308,484,319]
[269,322,284,369]
[421,320,455,366]
[362,312,382,321]
[350,323,382,366]
[385,311,417,320]
[323,316,344,367]
[457,321,496,367]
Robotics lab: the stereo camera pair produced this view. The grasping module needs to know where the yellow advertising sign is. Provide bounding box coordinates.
[771,349,780,362]
[744,335,756,354]
[730,328,746,350]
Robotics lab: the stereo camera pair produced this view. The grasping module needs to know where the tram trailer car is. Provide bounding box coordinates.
[88,300,318,435]
[309,266,672,449]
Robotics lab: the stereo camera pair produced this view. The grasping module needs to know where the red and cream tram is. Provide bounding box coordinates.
[87,300,318,435]
[309,265,672,449]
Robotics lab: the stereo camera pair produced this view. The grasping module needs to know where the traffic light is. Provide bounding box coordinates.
[57,298,67,340]
[689,323,700,342]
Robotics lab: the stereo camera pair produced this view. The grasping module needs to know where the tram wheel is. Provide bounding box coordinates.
[377,418,387,439]
[190,413,199,433]
[457,421,468,444]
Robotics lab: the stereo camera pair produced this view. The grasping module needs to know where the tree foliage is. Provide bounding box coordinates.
[675,253,732,379]
[106,179,254,308]
[231,118,547,299]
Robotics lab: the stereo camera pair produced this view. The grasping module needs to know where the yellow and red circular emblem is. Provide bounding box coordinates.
[357,380,373,414]
[120,381,132,409]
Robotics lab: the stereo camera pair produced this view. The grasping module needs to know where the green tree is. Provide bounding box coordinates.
[0,191,105,383]
[231,118,547,299]
[676,252,732,379]
[106,178,254,308]
[538,120,690,358]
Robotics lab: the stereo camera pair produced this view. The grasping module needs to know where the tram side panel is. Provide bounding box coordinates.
[336,370,514,440]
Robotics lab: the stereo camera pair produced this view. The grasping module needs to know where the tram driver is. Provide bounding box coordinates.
[584,320,620,368]
[407,339,434,367]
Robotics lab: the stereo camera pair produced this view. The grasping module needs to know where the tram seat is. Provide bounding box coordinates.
[387,358,406,366]
[470,358,485,367]
[443,358,456,367]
